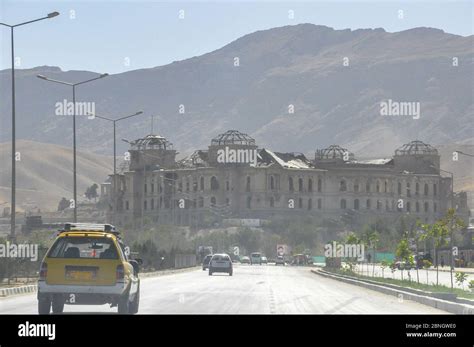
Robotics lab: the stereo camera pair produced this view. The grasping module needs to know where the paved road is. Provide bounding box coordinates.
[355,265,473,290]
[0,264,448,314]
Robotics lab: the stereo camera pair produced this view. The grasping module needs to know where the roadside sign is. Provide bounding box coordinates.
[277,244,288,256]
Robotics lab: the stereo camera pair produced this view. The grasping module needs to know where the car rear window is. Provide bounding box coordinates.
[212,255,229,261]
[251,253,261,257]
[48,237,120,259]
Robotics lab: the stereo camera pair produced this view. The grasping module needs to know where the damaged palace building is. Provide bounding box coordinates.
[100,130,469,228]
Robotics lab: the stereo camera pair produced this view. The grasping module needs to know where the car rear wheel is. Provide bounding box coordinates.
[51,295,64,314]
[229,271,233,276]
[118,292,130,314]
[38,295,51,315]
[129,285,140,314]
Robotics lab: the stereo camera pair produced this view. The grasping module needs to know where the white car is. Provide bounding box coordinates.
[209,253,233,276]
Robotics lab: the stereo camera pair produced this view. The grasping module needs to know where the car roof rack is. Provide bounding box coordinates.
[62,223,119,235]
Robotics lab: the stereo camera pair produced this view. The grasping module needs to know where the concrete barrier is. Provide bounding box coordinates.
[0,284,37,298]
[140,266,199,278]
[312,269,474,314]
[174,254,197,269]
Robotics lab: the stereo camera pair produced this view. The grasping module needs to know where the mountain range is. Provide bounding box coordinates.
[1,24,473,158]
[0,23,473,210]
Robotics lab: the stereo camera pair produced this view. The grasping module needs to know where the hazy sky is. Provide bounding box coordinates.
[1,0,473,74]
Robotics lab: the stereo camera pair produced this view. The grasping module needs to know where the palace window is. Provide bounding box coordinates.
[298,178,303,192]
[211,176,219,191]
[340,180,347,192]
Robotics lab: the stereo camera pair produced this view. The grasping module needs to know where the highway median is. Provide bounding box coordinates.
[311,268,474,315]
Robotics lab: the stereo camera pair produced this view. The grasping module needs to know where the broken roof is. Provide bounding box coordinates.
[259,149,313,169]
[177,150,209,168]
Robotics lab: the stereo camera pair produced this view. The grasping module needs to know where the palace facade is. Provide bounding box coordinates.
[100,130,466,228]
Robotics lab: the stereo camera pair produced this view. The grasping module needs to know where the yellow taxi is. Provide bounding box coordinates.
[37,223,141,314]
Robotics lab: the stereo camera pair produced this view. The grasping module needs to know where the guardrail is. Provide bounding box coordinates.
[0,284,37,297]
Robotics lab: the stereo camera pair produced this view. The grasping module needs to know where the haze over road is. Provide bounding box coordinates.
[0,265,447,314]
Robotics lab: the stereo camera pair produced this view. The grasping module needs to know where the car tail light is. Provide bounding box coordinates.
[39,262,47,280]
[116,264,125,282]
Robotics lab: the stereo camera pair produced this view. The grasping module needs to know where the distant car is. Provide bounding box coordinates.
[275,255,285,266]
[241,256,250,264]
[209,253,233,276]
[415,253,432,269]
[202,254,213,270]
[292,254,307,266]
[394,260,413,270]
[250,252,262,265]
[261,256,268,264]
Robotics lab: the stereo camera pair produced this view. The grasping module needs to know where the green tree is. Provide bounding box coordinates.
[360,225,379,277]
[235,228,261,254]
[85,183,99,201]
[419,221,449,286]
[396,238,411,281]
[455,272,468,290]
[344,232,361,273]
[57,197,69,212]
[422,259,433,285]
[468,280,474,292]
[439,208,466,289]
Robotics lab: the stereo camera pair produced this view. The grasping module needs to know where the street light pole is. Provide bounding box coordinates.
[441,168,455,289]
[72,85,77,222]
[92,111,143,223]
[10,26,15,240]
[37,73,108,222]
[1,11,60,240]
